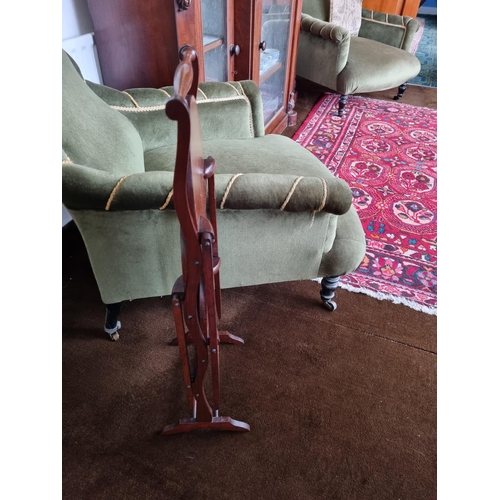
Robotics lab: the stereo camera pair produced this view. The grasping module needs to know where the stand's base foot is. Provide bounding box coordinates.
[169,330,244,346]
[219,331,245,345]
[161,416,250,436]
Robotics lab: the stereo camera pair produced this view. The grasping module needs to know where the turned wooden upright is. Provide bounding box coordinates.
[161,45,250,435]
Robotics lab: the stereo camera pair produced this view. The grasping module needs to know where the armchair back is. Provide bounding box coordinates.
[62,50,144,175]
[302,0,331,20]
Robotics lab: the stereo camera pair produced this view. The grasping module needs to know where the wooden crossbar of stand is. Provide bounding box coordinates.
[161,45,250,436]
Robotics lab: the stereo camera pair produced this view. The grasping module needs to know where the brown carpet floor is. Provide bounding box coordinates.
[62,82,437,500]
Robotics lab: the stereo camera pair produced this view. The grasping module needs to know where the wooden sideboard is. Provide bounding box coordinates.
[362,0,420,17]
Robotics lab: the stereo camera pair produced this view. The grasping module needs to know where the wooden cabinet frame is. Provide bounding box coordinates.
[234,0,302,134]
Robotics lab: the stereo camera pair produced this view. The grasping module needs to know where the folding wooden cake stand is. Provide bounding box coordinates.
[161,45,250,435]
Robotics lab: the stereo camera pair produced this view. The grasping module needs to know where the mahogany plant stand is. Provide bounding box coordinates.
[161,45,250,436]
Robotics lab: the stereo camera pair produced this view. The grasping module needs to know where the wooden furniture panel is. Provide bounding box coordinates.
[88,0,181,90]
[362,0,420,17]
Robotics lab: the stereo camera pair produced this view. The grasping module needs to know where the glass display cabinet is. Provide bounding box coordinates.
[200,0,232,82]
[88,0,302,133]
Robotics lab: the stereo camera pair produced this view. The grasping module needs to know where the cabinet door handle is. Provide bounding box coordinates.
[229,44,240,56]
[259,40,267,51]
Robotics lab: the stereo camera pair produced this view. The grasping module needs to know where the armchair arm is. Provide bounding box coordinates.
[62,162,352,216]
[86,79,265,152]
[62,163,174,211]
[296,13,350,91]
[214,173,352,216]
[359,9,420,52]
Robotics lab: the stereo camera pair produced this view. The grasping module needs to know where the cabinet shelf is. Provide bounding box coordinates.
[259,61,282,84]
[203,35,224,53]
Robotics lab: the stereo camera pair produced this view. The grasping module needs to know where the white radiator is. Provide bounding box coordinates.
[62,32,102,84]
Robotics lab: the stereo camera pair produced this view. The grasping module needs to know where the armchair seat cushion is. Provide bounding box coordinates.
[337,36,420,95]
[144,134,353,215]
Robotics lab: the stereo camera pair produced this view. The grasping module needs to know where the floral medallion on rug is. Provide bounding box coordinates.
[293,94,437,314]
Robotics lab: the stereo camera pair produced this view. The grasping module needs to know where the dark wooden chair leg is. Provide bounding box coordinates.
[104,302,122,341]
[393,82,408,100]
[338,95,348,116]
[320,276,341,311]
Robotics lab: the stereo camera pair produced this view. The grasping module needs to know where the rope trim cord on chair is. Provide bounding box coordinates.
[122,91,140,108]
[229,81,255,137]
[222,81,241,96]
[310,178,328,226]
[159,189,174,210]
[105,175,130,211]
[110,95,249,112]
[280,176,304,210]
[220,173,244,209]
[197,87,209,100]
[158,88,171,98]
[219,174,328,217]
[110,104,165,112]
[62,158,73,165]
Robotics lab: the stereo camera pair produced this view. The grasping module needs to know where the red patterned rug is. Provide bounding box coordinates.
[293,94,437,314]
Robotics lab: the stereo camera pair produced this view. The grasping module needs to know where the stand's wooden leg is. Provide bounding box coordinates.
[164,237,249,436]
[202,233,221,412]
[214,272,222,319]
[172,293,195,411]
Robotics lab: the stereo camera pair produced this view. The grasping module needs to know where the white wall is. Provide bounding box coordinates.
[62,0,94,40]
[62,0,97,226]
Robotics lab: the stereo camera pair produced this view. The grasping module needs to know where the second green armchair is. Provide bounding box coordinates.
[297,0,422,116]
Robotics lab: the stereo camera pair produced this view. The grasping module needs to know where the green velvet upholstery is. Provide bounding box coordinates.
[359,9,420,51]
[337,37,421,95]
[62,49,366,305]
[302,0,331,21]
[297,0,421,108]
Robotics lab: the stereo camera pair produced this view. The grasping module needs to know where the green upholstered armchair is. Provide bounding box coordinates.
[297,0,421,116]
[62,49,366,340]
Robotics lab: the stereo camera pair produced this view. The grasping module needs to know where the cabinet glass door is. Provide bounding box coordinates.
[201,0,229,82]
[258,0,293,125]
